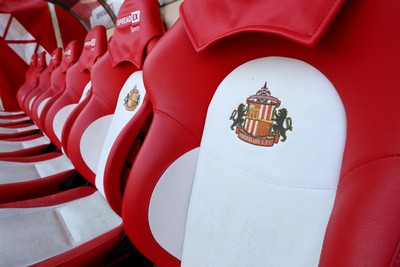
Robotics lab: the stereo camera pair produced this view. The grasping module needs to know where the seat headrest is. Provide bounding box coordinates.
[29,53,37,67]
[37,51,47,69]
[79,25,108,72]
[180,0,346,51]
[109,0,165,68]
[60,40,82,73]
[48,47,63,70]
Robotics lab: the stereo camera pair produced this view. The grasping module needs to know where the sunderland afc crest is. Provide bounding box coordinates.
[124,84,141,111]
[230,82,293,147]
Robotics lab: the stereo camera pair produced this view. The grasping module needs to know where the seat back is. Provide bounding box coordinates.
[13,53,37,114]
[123,0,400,266]
[31,41,82,131]
[43,26,108,150]
[23,48,62,117]
[17,51,47,111]
[65,0,164,196]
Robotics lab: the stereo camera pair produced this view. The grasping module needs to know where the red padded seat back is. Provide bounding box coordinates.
[23,48,62,117]
[36,40,82,132]
[18,51,47,111]
[123,0,400,266]
[44,26,108,150]
[31,41,82,130]
[14,53,37,114]
[66,0,164,191]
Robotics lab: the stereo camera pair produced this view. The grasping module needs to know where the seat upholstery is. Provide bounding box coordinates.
[0,0,165,265]
[15,52,47,116]
[30,41,82,131]
[0,42,83,158]
[0,27,108,203]
[123,0,400,266]
[0,49,61,140]
[22,48,62,119]
[44,26,108,151]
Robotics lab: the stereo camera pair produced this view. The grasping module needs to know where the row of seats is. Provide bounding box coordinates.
[0,0,163,265]
[0,0,399,266]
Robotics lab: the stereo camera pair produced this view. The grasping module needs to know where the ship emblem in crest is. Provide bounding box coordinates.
[229,82,293,147]
[124,84,141,111]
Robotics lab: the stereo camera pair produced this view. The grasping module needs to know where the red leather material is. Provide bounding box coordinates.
[32,41,82,130]
[79,25,108,72]
[109,0,165,68]
[0,169,73,203]
[320,157,400,267]
[59,40,82,73]
[66,53,136,185]
[13,53,38,114]
[0,144,48,158]
[0,128,38,140]
[44,62,90,149]
[22,48,62,117]
[124,0,400,265]
[124,110,199,267]
[45,27,107,149]
[0,186,95,208]
[104,96,153,216]
[0,118,30,127]
[32,225,124,267]
[180,0,346,51]
[18,51,47,111]
[0,134,48,161]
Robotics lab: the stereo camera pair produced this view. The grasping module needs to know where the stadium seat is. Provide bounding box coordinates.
[123,0,400,266]
[30,40,82,132]
[0,0,164,265]
[0,52,46,120]
[0,43,81,157]
[0,26,108,202]
[0,49,61,140]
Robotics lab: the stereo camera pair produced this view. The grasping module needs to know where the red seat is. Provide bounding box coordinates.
[0,41,83,158]
[44,26,107,151]
[123,0,400,266]
[30,41,82,132]
[0,52,47,119]
[0,49,61,140]
[0,0,165,265]
[0,27,107,202]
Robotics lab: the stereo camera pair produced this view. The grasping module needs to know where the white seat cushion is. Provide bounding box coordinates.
[0,136,49,153]
[0,191,121,266]
[0,154,74,183]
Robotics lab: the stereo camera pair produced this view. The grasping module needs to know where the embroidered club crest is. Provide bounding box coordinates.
[124,84,141,111]
[230,82,293,146]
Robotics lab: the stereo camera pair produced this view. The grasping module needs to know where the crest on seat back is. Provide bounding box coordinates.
[230,82,292,147]
[123,84,141,111]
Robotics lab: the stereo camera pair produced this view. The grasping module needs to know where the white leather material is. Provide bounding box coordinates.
[0,116,28,123]
[0,191,121,267]
[53,81,92,143]
[28,95,37,111]
[0,110,24,116]
[22,135,50,148]
[0,135,49,152]
[0,124,37,134]
[53,104,77,142]
[80,115,113,174]
[0,154,73,183]
[149,148,199,260]
[96,71,146,195]
[37,97,51,118]
[180,57,347,266]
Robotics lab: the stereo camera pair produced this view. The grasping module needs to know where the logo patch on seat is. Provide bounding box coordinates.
[229,82,292,146]
[116,10,141,33]
[124,84,141,111]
